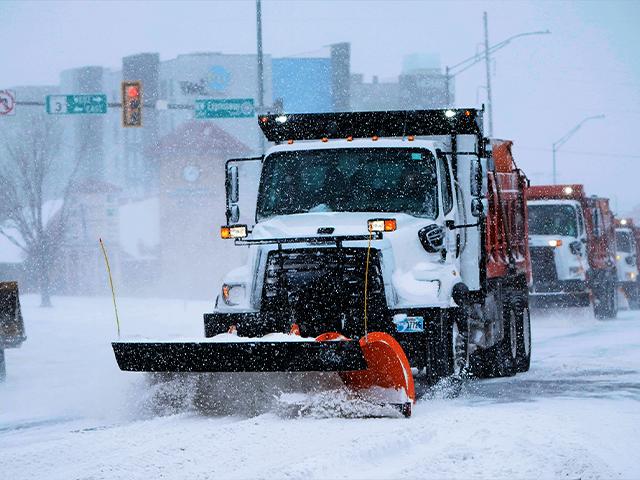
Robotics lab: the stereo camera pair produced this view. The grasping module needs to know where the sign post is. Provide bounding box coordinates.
[195,98,255,119]
[46,94,108,115]
[0,90,16,116]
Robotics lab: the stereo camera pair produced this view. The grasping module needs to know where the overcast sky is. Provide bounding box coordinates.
[2,0,639,211]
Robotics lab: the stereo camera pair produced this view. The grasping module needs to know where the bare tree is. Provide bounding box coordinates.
[0,115,78,307]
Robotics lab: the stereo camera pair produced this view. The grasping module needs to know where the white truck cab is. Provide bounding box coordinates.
[527,199,590,307]
[615,226,639,308]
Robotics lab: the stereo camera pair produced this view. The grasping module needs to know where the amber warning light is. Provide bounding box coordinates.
[368,218,397,232]
[221,225,248,239]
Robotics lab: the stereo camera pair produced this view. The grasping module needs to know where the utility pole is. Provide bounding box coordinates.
[256,0,265,153]
[483,11,493,137]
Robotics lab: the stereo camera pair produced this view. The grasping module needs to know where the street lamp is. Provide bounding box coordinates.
[445,20,550,136]
[552,114,605,184]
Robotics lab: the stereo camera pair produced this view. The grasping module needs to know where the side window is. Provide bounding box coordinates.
[592,207,603,237]
[438,152,453,215]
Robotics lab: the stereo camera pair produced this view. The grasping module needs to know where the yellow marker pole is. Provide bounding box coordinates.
[363,228,373,342]
[99,238,121,338]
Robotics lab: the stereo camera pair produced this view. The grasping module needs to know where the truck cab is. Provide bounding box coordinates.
[527,188,590,308]
[614,219,640,309]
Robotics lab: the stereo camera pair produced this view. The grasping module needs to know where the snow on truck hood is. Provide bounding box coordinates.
[251,212,430,239]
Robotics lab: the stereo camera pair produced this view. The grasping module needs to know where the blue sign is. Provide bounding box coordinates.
[208,66,231,92]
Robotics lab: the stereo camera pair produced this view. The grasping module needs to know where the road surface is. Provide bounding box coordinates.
[1,295,639,479]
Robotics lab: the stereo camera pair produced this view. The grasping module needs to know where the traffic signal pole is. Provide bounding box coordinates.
[256,0,265,154]
[483,12,493,137]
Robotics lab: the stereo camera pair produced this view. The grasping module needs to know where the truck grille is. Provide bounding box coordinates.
[530,246,558,286]
[261,247,388,338]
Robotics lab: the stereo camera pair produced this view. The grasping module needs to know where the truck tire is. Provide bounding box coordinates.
[451,315,470,377]
[627,284,640,310]
[594,281,618,319]
[515,307,531,373]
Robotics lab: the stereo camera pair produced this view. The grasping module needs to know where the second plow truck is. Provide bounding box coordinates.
[527,185,618,319]
[112,109,532,417]
[614,218,640,309]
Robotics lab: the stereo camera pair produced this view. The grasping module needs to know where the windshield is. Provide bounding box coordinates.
[528,204,579,237]
[256,148,438,221]
[616,230,635,253]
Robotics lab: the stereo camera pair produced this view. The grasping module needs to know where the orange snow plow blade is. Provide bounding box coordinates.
[319,331,415,417]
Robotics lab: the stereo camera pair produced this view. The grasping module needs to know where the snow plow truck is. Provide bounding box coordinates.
[112,108,532,417]
[614,218,640,309]
[527,185,618,318]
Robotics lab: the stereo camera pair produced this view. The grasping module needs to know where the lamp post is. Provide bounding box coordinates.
[552,114,605,184]
[445,18,550,135]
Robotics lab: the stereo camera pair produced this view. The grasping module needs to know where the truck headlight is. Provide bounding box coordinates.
[222,284,246,306]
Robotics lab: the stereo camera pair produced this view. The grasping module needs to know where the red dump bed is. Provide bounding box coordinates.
[486,140,531,283]
[528,184,616,273]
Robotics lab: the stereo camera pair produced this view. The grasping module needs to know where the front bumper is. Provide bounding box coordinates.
[529,280,590,308]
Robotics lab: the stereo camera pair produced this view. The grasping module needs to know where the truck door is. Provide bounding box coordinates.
[225,157,262,228]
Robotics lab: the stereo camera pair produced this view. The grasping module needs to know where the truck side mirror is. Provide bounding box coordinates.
[229,165,239,203]
[470,159,482,198]
[471,198,484,218]
[229,204,240,224]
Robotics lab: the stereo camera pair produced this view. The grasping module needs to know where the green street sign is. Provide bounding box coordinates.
[46,94,107,114]
[195,98,255,119]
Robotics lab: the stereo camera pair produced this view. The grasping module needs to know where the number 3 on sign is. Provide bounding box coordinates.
[47,96,67,114]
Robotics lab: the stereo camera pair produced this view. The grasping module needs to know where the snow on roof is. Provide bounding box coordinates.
[119,197,159,260]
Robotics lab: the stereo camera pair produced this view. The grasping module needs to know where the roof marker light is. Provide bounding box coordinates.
[260,116,268,123]
[444,109,456,118]
[372,135,379,141]
[407,135,415,141]
[346,136,353,142]
[464,110,471,116]
[563,186,573,195]
[287,139,294,145]
[321,137,328,143]
[275,115,288,123]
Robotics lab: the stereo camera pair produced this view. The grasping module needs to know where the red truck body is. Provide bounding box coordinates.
[486,140,531,284]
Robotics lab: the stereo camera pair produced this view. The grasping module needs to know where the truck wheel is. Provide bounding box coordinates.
[594,282,618,319]
[628,284,640,310]
[499,306,518,376]
[515,307,531,373]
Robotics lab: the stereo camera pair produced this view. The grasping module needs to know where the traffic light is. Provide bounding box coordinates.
[121,80,142,127]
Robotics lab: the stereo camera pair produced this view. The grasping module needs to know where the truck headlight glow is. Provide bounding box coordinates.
[221,225,248,239]
[368,218,397,232]
[563,186,573,195]
[548,239,563,247]
[222,284,246,306]
[627,272,637,281]
[444,109,456,118]
[620,218,628,226]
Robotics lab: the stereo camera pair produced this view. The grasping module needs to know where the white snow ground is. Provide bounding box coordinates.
[1,295,639,479]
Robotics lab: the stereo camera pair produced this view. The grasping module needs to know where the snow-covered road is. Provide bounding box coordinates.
[1,295,639,479]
